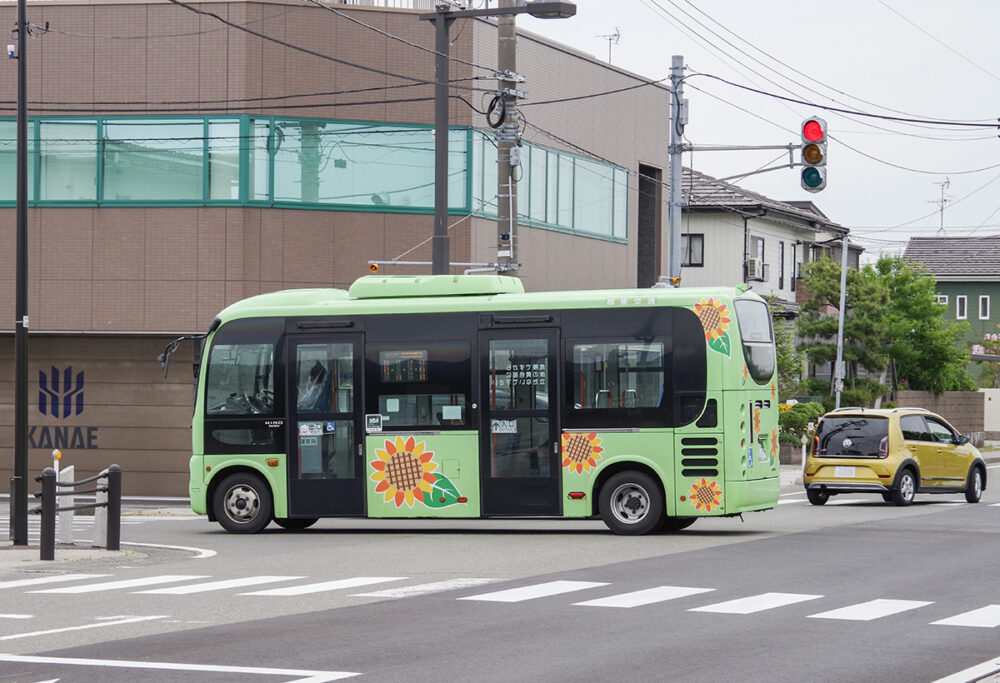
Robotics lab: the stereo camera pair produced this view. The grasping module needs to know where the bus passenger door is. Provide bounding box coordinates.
[286,335,365,517]
[479,330,561,516]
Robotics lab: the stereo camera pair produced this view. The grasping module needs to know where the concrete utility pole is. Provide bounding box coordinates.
[667,55,685,285]
[10,0,29,545]
[833,233,849,409]
[496,0,521,270]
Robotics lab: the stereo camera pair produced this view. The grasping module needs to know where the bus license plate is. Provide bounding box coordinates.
[834,466,856,478]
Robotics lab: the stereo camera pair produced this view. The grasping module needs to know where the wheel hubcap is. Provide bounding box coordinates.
[224,484,260,524]
[974,471,982,496]
[901,474,915,501]
[610,483,649,525]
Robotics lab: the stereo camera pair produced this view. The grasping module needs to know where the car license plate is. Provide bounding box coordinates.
[834,466,856,478]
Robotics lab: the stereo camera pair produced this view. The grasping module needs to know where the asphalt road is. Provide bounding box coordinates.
[2,465,1000,682]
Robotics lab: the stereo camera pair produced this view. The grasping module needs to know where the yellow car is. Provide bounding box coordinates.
[804,407,986,506]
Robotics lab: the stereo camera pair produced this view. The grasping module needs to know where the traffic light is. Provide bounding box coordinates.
[800,116,827,193]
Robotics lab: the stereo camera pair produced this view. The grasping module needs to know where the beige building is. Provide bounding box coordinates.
[0,0,672,495]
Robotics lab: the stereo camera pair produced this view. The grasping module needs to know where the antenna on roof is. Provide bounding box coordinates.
[930,177,951,237]
[595,27,621,64]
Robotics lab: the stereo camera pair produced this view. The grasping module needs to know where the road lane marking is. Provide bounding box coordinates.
[0,614,33,619]
[932,605,1000,628]
[689,592,823,614]
[0,654,359,681]
[352,578,499,598]
[241,577,406,596]
[136,576,305,595]
[0,574,109,590]
[933,655,1000,683]
[30,575,208,594]
[0,615,166,641]
[459,580,608,603]
[575,585,715,608]
[120,541,217,559]
[809,599,932,621]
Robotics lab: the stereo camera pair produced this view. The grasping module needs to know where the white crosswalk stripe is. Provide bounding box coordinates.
[29,575,208,594]
[932,605,1000,628]
[352,578,499,599]
[575,585,715,608]
[689,592,823,614]
[240,576,406,596]
[0,574,109,590]
[458,580,608,603]
[136,576,304,595]
[809,599,932,621]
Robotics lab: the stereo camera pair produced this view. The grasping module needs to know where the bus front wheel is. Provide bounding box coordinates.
[599,471,665,535]
[213,472,273,534]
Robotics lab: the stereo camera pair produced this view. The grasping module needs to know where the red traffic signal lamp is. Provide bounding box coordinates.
[800,116,827,193]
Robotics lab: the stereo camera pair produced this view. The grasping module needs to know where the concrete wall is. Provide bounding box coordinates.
[895,390,985,439]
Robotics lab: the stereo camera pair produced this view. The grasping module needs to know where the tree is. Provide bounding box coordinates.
[867,256,975,393]
[796,255,890,407]
[770,297,803,398]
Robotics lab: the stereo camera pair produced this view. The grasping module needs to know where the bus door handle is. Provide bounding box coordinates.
[553,441,559,455]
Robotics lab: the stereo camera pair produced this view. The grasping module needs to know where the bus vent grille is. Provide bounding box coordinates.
[681,436,718,446]
[681,439,719,476]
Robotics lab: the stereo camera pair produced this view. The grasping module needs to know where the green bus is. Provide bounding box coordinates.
[184,274,779,535]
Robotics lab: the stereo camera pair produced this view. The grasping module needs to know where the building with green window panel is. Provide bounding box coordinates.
[0,0,669,495]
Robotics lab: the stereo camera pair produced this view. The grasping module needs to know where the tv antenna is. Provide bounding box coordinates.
[929,177,951,236]
[596,27,621,64]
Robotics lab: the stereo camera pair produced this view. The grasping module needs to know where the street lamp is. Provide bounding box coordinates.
[420,1,576,275]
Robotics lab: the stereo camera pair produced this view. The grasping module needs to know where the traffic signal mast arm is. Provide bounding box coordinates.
[681,142,807,183]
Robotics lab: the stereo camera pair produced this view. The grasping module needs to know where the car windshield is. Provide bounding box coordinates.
[815,417,888,457]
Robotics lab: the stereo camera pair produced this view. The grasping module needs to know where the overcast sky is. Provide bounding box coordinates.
[517,0,1000,262]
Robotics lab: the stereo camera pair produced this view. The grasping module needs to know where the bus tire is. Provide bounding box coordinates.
[273,517,319,530]
[213,472,273,534]
[599,471,665,535]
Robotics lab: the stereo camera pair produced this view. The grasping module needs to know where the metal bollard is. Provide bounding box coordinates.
[106,464,121,552]
[39,468,56,561]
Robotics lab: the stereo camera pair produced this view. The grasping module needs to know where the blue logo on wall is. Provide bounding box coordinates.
[38,366,85,418]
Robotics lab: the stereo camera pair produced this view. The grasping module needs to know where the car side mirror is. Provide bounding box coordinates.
[957,435,970,446]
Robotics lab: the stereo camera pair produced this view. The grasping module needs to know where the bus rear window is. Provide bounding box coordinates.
[733,299,774,384]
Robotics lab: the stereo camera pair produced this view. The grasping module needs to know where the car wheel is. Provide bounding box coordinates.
[213,472,273,533]
[599,471,665,535]
[891,469,916,506]
[273,517,319,530]
[660,516,696,532]
[806,489,829,505]
[965,467,984,504]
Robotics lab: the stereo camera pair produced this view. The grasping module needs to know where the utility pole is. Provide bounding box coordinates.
[833,233,849,410]
[11,0,28,545]
[496,0,522,270]
[667,55,685,285]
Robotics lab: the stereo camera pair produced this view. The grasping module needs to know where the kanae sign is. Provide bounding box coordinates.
[29,366,99,450]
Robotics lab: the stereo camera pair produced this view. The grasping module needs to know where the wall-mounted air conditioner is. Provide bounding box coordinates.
[746,258,764,281]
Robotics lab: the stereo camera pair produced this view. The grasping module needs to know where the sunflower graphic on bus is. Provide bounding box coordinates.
[692,298,732,357]
[561,432,604,474]
[369,435,463,509]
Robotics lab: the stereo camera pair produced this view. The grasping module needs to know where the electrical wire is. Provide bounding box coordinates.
[302,0,497,74]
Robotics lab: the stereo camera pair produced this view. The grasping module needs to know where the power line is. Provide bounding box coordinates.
[688,72,1000,129]
[877,0,1000,82]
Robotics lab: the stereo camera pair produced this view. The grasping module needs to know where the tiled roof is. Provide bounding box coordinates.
[682,168,847,232]
[902,236,1000,277]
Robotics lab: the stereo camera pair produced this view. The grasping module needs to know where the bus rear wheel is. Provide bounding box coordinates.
[599,471,665,535]
[213,472,273,534]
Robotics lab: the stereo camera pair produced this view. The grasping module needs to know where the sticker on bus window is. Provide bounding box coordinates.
[491,419,517,434]
[366,414,383,433]
[299,422,322,436]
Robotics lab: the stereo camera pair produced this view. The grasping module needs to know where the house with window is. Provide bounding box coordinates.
[677,169,854,314]
[903,236,1000,351]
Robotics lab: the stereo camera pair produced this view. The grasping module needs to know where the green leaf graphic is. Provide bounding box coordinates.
[422,474,462,508]
[708,331,731,357]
